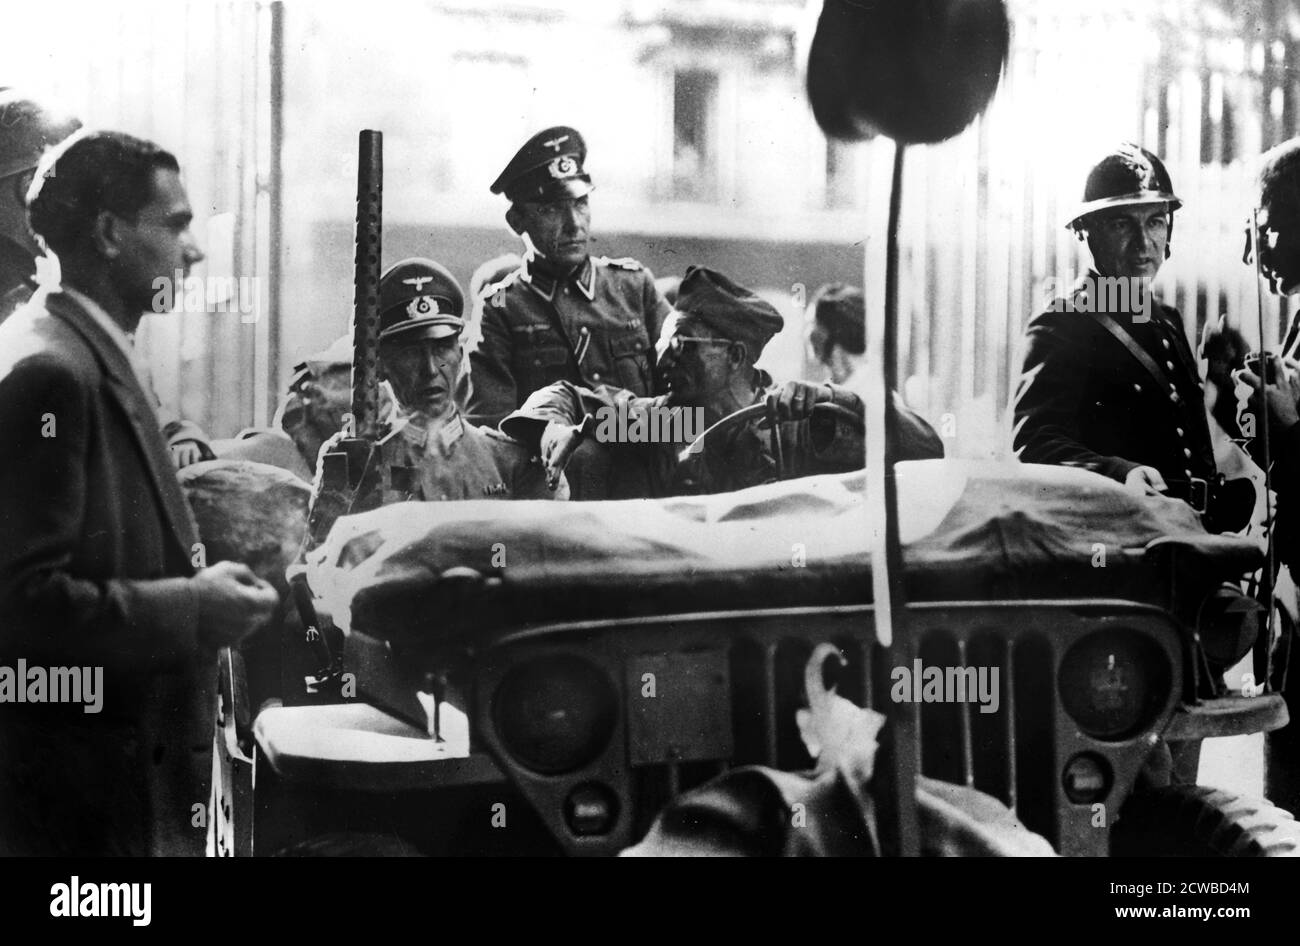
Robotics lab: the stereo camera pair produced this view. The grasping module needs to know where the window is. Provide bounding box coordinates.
[673,69,718,200]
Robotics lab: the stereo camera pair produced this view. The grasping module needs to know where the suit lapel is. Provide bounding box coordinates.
[46,292,199,558]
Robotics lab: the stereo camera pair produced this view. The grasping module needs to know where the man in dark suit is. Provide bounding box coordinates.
[0,131,277,856]
[1012,144,1220,519]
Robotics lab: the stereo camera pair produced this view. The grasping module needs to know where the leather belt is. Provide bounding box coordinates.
[1162,476,1208,514]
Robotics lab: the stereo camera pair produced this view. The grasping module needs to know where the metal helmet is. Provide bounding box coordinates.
[0,90,81,180]
[1066,143,1181,232]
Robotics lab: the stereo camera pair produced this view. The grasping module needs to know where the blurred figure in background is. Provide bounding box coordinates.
[0,89,80,322]
[213,334,382,483]
[805,282,867,397]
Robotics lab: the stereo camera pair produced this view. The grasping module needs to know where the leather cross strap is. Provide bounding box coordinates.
[1087,309,1180,404]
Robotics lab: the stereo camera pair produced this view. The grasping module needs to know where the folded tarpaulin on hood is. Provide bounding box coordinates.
[303,461,1262,645]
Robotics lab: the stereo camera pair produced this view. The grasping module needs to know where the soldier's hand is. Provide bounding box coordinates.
[770,380,833,422]
[540,420,584,491]
[170,439,205,469]
[191,560,279,650]
[1124,465,1168,496]
[1238,356,1300,430]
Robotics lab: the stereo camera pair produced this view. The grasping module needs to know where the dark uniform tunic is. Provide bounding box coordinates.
[0,238,38,325]
[465,254,672,429]
[323,410,562,513]
[501,373,943,499]
[1012,272,1215,498]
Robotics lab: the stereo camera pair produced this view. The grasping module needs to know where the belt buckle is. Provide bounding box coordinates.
[1188,476,1208,515]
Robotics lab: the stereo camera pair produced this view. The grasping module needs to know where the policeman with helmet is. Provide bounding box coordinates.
[316,257,563,509]
[1013,143,1246,531]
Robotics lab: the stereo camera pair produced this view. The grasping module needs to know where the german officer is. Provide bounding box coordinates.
[1012,143,1230,522]
[465,126,671,445]
[319,258,563,510]
[502,266,942,498]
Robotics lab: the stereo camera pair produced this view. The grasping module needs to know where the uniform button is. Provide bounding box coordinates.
[592,372,601,381]
[1132,383,1142,393]
[1162,338,1171,349]
[1184,469,1193,478]
[1176,427,1185,437]
[1183,447,1192,459]
[1165,360,1175,371]
[1169,394,1178,403]
[580,326,589,335]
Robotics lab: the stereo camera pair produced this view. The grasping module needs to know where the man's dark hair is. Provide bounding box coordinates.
[27,130,178,257]
[811,282,866,355]
[1261,139,1300,222]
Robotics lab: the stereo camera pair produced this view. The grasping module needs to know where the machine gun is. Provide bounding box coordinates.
[289,129,385,691]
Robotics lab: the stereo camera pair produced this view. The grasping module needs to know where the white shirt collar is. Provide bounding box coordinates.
[60,285,154,394]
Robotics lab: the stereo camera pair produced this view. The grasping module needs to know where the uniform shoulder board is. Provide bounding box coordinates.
[595,255,644,272]
[481,269,522,307]
[481,424,515,444]
[482,424,530,451]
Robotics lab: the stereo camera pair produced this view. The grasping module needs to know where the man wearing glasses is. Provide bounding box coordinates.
[501,265,942,499]
[1236,138,1300,813]
[464,126,671,471]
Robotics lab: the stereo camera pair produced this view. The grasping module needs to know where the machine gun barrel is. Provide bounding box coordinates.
[352,130,383,441]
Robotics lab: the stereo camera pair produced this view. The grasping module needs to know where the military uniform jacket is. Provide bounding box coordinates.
[322,411,563,514]
[501,375,943,499]
[0,290,209,857]
[1012,273,1215,489]
[465,254,672,428]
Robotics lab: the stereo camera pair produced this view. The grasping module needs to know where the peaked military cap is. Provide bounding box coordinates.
[491,125,593,204]
[675,266,784,359]
[378,258,465,342]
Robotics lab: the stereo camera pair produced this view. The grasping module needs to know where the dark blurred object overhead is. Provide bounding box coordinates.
[805,0,1009,144]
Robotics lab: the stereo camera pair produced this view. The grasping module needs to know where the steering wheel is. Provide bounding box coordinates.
[677,399,865,488]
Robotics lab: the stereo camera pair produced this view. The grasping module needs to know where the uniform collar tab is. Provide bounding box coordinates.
[522,254,592,302]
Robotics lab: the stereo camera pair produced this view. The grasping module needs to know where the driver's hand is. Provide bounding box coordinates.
[1124,465,1168,496]
[540,420,584,492]
[170,439,205,469]
[770,381,832,422]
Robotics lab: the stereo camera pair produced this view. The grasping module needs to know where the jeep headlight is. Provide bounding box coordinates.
[492,655,617,775]
[1057,630,1171,740]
